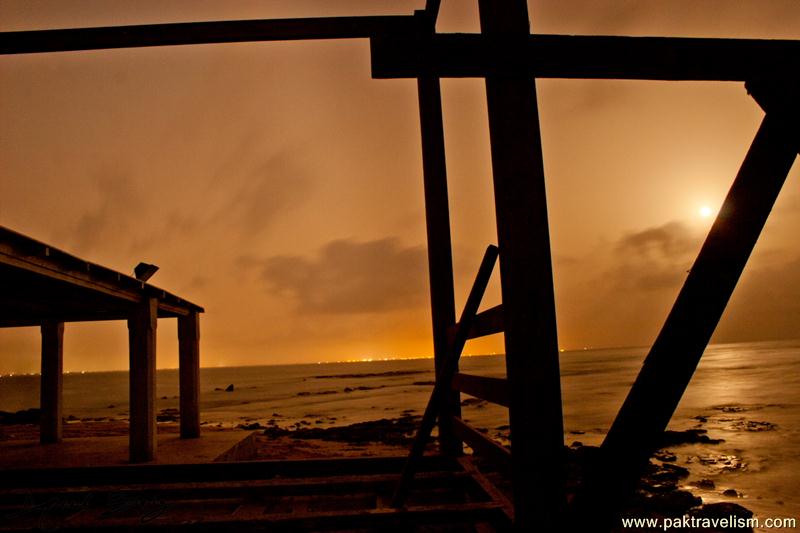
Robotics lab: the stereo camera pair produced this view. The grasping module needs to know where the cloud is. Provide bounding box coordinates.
[259,237,428,314]
[556,218,800,348]
[609,221,700,291]
[212,151,313,238]
[67,172,144,255]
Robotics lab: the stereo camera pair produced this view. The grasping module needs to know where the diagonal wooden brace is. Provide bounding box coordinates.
[391,245,498,508]
[571,83,800,529]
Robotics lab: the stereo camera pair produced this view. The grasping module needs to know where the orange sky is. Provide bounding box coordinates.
[1,0,799,373]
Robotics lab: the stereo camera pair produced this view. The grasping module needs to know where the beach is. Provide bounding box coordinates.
[2,339,799,529]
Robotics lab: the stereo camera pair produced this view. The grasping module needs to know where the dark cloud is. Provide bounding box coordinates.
[616,221,697,258]
[67,172,143,255]
[259,237,428,314]
[212,151,313,238]
[610,221,700,291]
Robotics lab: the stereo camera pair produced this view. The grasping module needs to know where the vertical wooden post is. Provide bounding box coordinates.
[128,297,157,463]
[478,1,565,529]
[178,311,201,439]
[415,10,460,455]
[40,321,64,444]
[574,105,799,527]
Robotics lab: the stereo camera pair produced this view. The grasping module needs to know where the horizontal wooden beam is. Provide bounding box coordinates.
[450,417,511,469]
[0,226,202,320]
[451,373,509,407]
[0,456,458,489]
[446,305,503,341]
[371,33,800,80]
[0,16,415,55]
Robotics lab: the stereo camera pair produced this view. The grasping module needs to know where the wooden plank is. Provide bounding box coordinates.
[0,456,457,488]
[39,321,64,443]
[371,33,800,80]
[451,373,509,407]
[448,304,504,340]
[458,456,514,523]
[0,16,415,55]
[392,245,498,507]
[128,298,158,463]
[416,21,460,455]
[478,2,565,529]
[55,501,507,531]
[0,471,473,503]
[572,99,800,528]
[178,311,201,439]
[450,418,511,469]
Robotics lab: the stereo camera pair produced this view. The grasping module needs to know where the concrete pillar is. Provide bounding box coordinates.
[40,321,64,444]
[128,297,157,463]
[178,311,200,439]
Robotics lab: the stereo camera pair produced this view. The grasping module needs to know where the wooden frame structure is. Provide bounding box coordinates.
[0,226,204,462]
[2,1,799,529]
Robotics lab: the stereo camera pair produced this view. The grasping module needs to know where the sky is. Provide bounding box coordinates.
[1,0,799,374]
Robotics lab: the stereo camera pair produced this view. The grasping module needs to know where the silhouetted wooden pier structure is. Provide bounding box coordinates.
[1,1,798,530]
[0,226,203,462]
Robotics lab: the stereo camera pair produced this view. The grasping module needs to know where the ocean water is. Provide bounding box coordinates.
[1,339,798,525]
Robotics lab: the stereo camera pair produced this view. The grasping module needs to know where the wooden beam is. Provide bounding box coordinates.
[392,245,499,508]
[178,311,201,439]
[128,297,158,463]
[478,1,565,529]
[0,456,458,489]
[448,304,504,341]
[451,373,509,407]
[416,13,460,456]
[0,16,415,55]
[572,95,800,528]
[450,417,511,469]
[371,33,800,80]
[39,321,64,444]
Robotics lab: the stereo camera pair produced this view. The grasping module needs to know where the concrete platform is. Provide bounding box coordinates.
[0,430,256,470]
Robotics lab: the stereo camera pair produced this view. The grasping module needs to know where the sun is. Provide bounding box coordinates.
[699,205,714,218]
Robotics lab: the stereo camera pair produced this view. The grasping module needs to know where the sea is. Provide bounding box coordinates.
[1,339,798,526]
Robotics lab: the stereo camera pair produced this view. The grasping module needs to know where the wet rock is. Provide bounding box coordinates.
[732,420,776,432]
[343,385,384,393]
[690,502,754,531]
[261,415,422,446]
[238,422,264,430]
[691,479,716,489]
[722,488,740,498]
[654,449,677,462]
[660,428,724,446]
[157,408,180,422]
[460,397,487,407]
[0,408,40,425]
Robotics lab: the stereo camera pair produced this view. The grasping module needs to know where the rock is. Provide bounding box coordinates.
[238,422,264,430]
[225,384,234,392]
[690,502,754,531]
[691,479,716,489]
[107,404,115,409]
[460,397,487,407]
[660,428,724,446]
[646,490,702,515]
[722,488,740,497]
[0,408,40,425]
[654,449,677,462]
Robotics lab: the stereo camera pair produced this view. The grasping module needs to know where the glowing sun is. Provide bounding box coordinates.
[699,205,714,218]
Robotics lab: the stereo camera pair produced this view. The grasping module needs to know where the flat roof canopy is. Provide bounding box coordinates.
[0,226,203,328]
